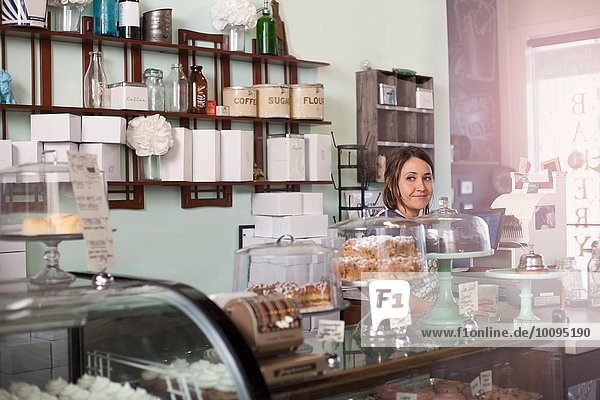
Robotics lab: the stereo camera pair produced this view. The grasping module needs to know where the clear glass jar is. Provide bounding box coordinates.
[164,63,189,112]
[588,240,600,309]
[143,68,165,111]
[83,51,108,108]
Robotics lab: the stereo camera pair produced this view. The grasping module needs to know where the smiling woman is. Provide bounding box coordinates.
[379,146,435,220]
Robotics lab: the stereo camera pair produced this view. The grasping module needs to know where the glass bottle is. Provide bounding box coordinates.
[83,51,108,108]
[93,0,118,37]
[256,0,277,56]
[143,68,165,111]
[588,240,600,309]
[118,0,141,39]
[164,63,188,112]
[189,65,208,114]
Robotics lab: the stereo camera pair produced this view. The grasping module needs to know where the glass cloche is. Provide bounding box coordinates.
[0,151,82,284]
[331,216,427,283]
[233,235,343,314]
[414,197,493,259]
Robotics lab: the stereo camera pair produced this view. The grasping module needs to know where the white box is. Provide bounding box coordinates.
[254,214,329,238]
[302,192,323,215]
[416,88,434,109]
[78,143,122,181]
[0,240,25,253]
[0,252,26,280]
[192,129,220,182]
[107,82,148,111]
[81,116,126,144]
[252,192,303,216]
[30,114,81,142]
[267,137,305,181]
[42,142,78,163]
[12,141,43,165]
[220,130,253,181]
[0,140,12,170]
[0,339,51,374]
[305,134,331,181]
[160,128,192,181]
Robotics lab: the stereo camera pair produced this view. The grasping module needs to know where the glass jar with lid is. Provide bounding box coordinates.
[233,235,343,314]
[143,67,165,111]
[331,216,427,283]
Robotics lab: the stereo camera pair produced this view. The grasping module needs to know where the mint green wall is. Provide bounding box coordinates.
[24,0,451,294]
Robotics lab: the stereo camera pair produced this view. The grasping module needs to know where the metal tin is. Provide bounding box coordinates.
[222,86,257,117]
[107,82,148,111]
[142,8,172,43]
[289,83,324,120]
[254,84,290,118]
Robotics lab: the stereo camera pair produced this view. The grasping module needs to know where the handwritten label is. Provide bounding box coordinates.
[396,393,417,400]
[316,319,345,343]
[480,370,493,392]
[68,152,115,271]
[458,281,478,314]
[368,280,410,331]
[470,376,481,396]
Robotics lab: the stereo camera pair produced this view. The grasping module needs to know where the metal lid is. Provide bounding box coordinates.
[518,245,547,271]
[252,84,289,88]
[108,82,147,88]
[224,86,255,91]
[289,83,323,89]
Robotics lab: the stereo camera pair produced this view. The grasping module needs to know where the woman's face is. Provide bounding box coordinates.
[396,156,433,219]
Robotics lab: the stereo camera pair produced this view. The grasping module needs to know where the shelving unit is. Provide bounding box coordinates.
[332,133,369,222]
[356,69,434,182]
[0,16,331,209]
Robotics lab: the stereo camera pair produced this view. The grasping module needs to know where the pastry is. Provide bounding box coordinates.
[21,217,54,235]
[20,213,81,235]
[246,281,332,310]
[50,213,81,234]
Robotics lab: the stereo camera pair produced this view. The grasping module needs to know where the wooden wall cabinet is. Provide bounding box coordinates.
[356,69,434,182]
[0,17,331,209]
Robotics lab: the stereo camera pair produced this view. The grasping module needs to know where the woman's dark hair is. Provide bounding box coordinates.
[382,146,434,214]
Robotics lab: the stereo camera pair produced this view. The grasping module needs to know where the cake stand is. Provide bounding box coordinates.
[485,268,566,324]
[0,233,82,285]
[419,250,493,327]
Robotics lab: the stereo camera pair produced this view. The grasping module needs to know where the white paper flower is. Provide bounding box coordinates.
[47,0,92,10]
[126,114,173,156]
[211,0,259,31]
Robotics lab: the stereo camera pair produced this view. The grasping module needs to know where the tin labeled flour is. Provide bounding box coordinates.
[290,83,324,120]
[223,86,257,117]
[254,84,290,118]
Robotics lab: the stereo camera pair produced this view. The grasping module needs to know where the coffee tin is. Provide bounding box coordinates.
[142,8,172,43]
[223,86,257,117]
[290,83,324,120]
[254,84,290,118]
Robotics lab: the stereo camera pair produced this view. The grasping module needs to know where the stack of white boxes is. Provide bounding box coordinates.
[0,329,68,388]
[248,192,339,331]
[266,133,332,182]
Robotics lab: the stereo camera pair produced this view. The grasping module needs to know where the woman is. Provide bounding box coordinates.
[379,146,434,219]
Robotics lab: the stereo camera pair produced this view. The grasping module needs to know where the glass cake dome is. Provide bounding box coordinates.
[331,216,427,283]
[414,197,493,259]
[233,235,343,314]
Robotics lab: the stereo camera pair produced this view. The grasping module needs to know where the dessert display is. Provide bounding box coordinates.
[21,213,81,235]
[336,235,425,281]
[247,281,332,309]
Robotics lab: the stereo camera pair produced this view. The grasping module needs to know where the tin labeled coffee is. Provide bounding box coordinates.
[223,86,257,117]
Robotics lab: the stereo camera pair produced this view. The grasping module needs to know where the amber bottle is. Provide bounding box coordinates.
[190,65,208,113]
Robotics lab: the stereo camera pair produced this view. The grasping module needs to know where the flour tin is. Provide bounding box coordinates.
[223,86,257,117]
[290,83,324,120]
[254,84,290,118]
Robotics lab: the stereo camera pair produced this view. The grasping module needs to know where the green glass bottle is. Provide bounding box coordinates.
[257,0,277,55]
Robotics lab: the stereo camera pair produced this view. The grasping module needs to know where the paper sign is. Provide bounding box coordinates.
[518,157,530,174]
[458,281,478,314]
[396,393,417,400]
[68,152,115,271]
[316,319,345,343]
[369,280,410,331]
[470,376,481,396]
[480,370,493,392]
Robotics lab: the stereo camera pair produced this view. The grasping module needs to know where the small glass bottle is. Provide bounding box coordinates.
[143,68,165,111]
[93,0,118,37]
[83,51,108,108]
[118,0,141,39]
[256,0,277,55]
[588,240,600,309]
[189,65,208,114]
[164,63,188,112]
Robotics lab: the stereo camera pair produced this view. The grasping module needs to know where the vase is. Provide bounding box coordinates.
[227,25,245,52]
[138,155,161,181]
[53,4,81,32]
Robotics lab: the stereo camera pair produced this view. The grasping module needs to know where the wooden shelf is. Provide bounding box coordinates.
[376,104,434,114]
[108,180,332,187]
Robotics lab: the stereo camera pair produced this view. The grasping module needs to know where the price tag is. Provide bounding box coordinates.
[368,280,410,331]
[480,370,493,392]
[458,281,478,314]
[68,152,115,271]
[396,393,417,400]
[316,319,345,343]
[470,376,481,396]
